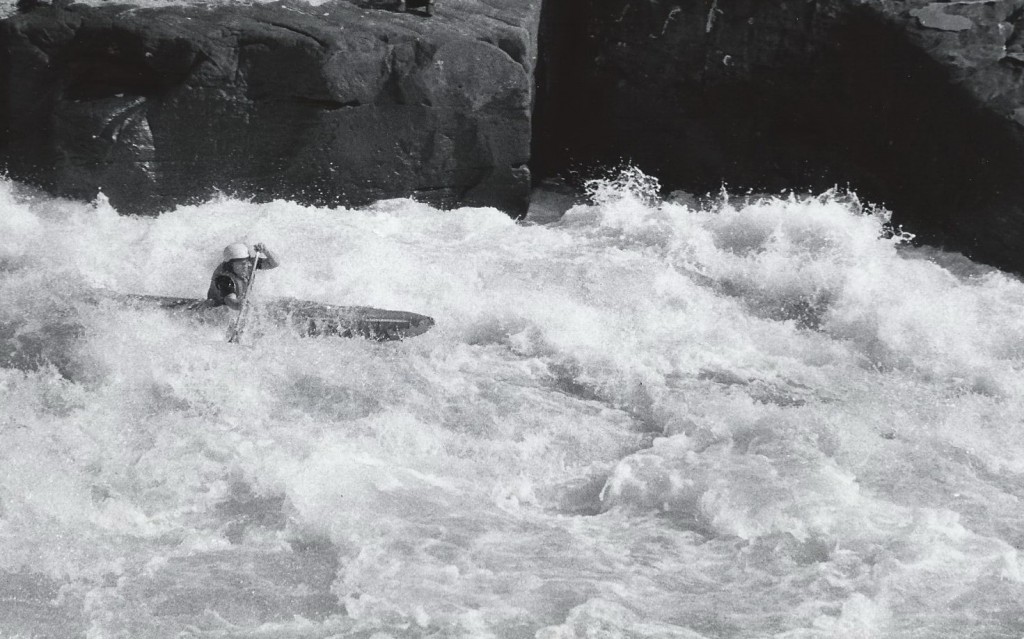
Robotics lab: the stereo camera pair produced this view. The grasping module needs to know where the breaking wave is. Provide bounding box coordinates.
[2,171,1024,638]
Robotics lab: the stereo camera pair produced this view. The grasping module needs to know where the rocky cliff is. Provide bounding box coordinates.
[6,0,1024,273]
[533,0,1024,272]
[0,0,539,215]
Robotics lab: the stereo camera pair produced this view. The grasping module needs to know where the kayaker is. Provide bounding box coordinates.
[207,242,280,310]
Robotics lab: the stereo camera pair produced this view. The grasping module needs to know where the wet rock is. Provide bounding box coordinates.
[532,0,1024,274]
[8,0,1024,272]
[0,0,540,215]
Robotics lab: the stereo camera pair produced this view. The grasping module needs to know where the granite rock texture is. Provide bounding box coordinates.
[533,0,1024,272]
[7,0,1024,272]
[0,0,540,214]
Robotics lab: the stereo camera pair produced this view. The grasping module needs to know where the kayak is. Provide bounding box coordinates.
[114,293,435,341]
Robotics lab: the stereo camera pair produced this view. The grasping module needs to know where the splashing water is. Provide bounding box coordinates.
[2,171,1024,638]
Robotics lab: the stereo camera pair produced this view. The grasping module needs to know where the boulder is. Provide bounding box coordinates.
[0,0,540,215]
[8,0,1024,273]
[533,0,1024,273]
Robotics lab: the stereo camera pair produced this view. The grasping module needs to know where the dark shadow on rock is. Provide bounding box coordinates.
[531,0,1024,274]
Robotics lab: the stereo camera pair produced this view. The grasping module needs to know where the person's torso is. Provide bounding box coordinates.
[207,261,251,304]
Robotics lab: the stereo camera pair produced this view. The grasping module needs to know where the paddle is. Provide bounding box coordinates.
[227,253,260,344]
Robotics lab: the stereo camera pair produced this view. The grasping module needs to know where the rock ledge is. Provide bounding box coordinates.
[0,0,540,215]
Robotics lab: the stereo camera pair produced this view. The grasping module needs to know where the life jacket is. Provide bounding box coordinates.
[207,261,251,305]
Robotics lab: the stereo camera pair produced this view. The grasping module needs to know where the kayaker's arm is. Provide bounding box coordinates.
[223,293,243,310]
[253,243,280,270]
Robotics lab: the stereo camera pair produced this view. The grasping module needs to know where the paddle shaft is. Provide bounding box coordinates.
[228,254,260,343]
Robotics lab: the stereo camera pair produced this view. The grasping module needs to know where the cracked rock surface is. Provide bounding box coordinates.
[0,0,540,214]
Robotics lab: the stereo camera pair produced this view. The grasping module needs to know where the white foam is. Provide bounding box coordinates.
[3,173,1024,636]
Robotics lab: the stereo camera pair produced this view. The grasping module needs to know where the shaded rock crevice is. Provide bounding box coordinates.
[530,0,1024,274]
[259,19,334,48]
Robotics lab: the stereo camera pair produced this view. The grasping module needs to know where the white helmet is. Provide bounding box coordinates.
[223,243,250,261]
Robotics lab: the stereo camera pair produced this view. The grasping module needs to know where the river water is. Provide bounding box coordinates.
[2,171,1024,638]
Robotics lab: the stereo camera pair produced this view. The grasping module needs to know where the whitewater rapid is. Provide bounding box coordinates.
[3,172,1024,638]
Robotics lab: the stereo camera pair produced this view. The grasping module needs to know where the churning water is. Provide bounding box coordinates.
[3,171,1024,638]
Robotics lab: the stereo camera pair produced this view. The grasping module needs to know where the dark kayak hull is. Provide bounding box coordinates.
[117,294,435,341]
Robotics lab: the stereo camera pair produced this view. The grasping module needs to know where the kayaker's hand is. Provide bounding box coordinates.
[252,243,279,269]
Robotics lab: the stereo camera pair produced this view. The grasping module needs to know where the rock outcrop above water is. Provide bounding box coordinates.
[0,0,539,215]
[534,0,1024,273]
[7,0,1024,272]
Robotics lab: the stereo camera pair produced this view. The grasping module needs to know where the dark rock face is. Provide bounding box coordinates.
[0,0,539,215]
[7,0,1024,273]
[533,0,1024,273]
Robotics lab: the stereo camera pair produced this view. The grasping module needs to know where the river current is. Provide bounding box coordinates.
[2,171,1024,638]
